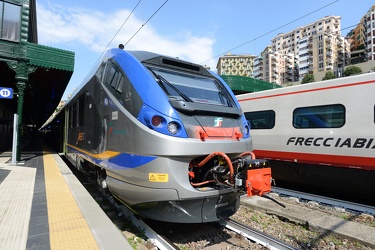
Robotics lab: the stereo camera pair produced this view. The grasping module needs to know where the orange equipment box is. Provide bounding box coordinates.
[246,167,271,197]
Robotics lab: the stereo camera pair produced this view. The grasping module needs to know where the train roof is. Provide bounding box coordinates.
[127,50,213,77]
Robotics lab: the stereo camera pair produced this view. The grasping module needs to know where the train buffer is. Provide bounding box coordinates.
[245,159,271,197]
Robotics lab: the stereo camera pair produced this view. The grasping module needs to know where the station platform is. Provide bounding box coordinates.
[0,138,132,250]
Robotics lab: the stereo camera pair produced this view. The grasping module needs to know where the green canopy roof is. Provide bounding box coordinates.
[220,75,282,94]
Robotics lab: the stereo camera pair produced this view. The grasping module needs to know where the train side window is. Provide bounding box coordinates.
[244,110,275,129]
[78,94,85,126]
[293,104,345,129]
[96,61,107,82]
[71,103,77,128]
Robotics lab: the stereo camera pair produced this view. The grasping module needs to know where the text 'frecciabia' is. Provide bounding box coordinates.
[286,137,375,149]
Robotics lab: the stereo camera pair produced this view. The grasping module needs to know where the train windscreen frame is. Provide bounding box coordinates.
[148,67,236,108]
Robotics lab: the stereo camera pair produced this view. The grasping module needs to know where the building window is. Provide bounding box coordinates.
[0,1,21,42]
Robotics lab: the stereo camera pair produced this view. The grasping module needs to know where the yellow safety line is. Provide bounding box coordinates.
[67,144,120,159]
[43,151,99,250]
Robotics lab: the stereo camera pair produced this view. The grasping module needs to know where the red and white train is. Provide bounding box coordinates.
[237,72,375,203]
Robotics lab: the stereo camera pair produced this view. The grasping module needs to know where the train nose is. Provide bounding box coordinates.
[182,116,245,140]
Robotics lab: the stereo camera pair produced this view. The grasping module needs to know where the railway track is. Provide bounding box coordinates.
[91,176,297,249]
[69,156,374,249]
[270,186,375,216]
[220,219,298,250]
[103,187,298,249]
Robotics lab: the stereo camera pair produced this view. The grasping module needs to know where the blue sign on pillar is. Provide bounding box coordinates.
[0,87,13,99]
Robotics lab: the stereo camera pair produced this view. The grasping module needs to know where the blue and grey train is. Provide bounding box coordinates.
[61,47,261,223]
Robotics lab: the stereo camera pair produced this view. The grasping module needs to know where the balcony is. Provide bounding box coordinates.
[299,62,309,68]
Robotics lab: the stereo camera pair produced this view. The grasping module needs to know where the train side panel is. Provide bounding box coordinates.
[237,73,375,202]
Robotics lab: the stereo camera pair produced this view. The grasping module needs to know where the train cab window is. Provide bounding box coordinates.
[106,64,125,94]
[116,75,124,93]
[293,104,345,128]
[109,68,121,89]
[244,110,275,129]
[149,67,235,107]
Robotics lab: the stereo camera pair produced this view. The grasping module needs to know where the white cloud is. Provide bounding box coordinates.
[36,2,216,69]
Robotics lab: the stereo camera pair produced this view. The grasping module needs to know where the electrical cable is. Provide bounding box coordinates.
[103,0,142,52]
[201,0,340,64]
[90,0,142,69]
[124,0,168,47]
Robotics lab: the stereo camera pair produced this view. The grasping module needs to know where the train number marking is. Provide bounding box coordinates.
[149,173,169,182]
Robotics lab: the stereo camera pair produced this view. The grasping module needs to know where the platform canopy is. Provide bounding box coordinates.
[220,75,282,95]
[0,0,74,158]
[0,0,75,130]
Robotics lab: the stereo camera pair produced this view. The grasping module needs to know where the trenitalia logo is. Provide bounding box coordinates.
[214,117,223,127]
[286,137,375,149]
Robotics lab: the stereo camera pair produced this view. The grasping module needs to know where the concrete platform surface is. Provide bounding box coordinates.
[0,139,132,250]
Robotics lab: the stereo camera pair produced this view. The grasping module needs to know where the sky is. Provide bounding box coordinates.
[35,0,375,101]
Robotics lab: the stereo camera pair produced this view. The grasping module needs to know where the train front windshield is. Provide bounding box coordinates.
[149,67,235,107]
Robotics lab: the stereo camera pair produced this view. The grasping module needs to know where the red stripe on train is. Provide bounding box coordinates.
[253,150,375,171]
[238,79,375,102]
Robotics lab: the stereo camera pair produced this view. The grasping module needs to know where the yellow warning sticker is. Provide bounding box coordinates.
[149,173,169,182]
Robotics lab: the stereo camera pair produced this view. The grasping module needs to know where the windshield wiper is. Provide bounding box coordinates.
[148,67,193,102]
[214,80,235,107]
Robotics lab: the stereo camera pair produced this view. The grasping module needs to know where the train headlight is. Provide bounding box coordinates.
[244,124,250,135]
[167,122,179,135]
[151,115,162,127]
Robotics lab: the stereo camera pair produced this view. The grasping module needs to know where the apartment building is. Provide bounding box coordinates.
[348,4,375,63]
[217,16,350,84]
[216,53,255,77]
[270,15,350,83]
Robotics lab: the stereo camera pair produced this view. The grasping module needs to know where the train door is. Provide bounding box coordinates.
[83,83,105,154]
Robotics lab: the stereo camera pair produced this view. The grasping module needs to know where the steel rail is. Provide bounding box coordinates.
[220,218,299,250]
[100,190,178,250]
[271,186,375,215]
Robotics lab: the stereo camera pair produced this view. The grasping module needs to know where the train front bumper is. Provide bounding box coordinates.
[131,191,240,223]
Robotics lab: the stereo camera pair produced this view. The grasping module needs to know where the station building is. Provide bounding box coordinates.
[0,0,75,159]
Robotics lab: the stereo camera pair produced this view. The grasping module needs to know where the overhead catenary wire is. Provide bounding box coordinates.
[90,0,142,70]
[87,0,168,83]
[201,0,340,64]
[124,0,169,47]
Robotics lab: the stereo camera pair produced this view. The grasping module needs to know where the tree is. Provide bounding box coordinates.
[301,73,315,84]
[322,71,336,81]
[344,66,362,76]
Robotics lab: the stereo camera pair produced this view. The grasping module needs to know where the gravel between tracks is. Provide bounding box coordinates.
[84,175,375,250]
[229,195,375,250]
